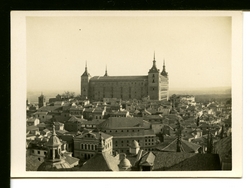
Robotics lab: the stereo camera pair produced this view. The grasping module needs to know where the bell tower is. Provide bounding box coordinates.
[148,52,160,100]
[81,62,91,99]
[38,93,46,108]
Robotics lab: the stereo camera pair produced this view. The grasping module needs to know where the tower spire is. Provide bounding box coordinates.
[148,52,158,73]
[161,59,168,76]
[153,51,156,65]
[82,61,90,76]
[104,64,108,76]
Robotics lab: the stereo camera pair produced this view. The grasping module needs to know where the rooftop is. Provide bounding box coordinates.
[90,75,148,82]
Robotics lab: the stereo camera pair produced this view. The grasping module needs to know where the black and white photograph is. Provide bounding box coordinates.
[11,11,242,178]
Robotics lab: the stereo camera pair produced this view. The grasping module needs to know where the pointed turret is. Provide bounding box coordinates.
[104,65,108,76]
[161,59,168,76]
[81,61,91,99]
[82,61,90,76]
[148,52,159,73]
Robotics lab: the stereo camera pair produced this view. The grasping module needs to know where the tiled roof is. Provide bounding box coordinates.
[37,106,61,112]
[214,136,232,163]
[75,130,112,140]
[152,151,221,171]
[79,152,119,171]
[156,138,201,153]
[26,155,44,171]
[37,160,72,171]
[27,126,39,131]
[90,75,148,81]
[144,129,155,136]
[97,117,144,129]
[37,123,47,127]
[27,117,38,122]
[64,155,79,165]
[139,152,155,166]
[33,112,48,115]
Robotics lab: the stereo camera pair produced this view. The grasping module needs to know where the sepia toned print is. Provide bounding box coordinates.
[11,11,242,177]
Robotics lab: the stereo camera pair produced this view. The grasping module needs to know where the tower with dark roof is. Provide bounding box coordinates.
[38,93,46,108]
[81,62,91,99]
[161,59,168,77]
[148,52,160,100]
[104,65,108,77]
[160,59,169,100]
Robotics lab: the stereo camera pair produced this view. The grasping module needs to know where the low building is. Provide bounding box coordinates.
[97,117,156,153]
[27,117,40,126]
[73,130,113,160]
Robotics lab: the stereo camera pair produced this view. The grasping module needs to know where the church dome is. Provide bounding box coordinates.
[47,125,61,147]
[119,158,132,168]
[131,140,140,148]
[37,159,71,171]
[47,135,61,146]
[119,155,132,169]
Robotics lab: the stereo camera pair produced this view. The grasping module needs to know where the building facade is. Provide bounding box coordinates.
[73,130,113,160]
[81,54,169,101]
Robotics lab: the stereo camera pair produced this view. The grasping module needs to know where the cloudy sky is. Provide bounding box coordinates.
[26,13,231,94]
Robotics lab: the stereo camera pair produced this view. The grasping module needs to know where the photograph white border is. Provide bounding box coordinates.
[11,10,243,178]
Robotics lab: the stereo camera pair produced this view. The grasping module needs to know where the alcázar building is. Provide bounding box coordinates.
[81,54,169,102]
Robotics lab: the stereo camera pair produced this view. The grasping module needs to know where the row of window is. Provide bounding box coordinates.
[102,129,141,133]
[80,142,112,150]
[31,150,47,155]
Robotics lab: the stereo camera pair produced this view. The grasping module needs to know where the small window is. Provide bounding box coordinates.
[37,151,40,154]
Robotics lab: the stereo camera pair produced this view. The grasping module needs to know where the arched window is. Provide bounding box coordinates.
[152,74,155,77]
[152,79,154,83]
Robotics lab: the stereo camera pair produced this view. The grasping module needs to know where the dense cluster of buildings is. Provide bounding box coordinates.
[26,91,232,171]
[26,55,232,171]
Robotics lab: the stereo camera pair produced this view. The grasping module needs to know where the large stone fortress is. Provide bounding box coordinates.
[81,54,169,101]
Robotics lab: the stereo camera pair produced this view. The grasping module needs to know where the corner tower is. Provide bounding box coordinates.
[160,59,169,100]
[38,93,46,108]
[148,53,160,100]
[81,62,91,99]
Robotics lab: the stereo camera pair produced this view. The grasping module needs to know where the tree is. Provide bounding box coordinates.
[61,91,75,99]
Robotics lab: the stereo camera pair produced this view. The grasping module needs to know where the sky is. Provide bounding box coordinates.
[26,14,232,95]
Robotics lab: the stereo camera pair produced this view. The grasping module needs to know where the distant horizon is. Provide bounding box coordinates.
[27,86,231,103]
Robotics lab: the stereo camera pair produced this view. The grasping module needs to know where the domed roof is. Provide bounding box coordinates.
[119,155,132,169]
[47,125,61,147]
[37,160,71,171]
[119,158,132,168]
[131,140,140,148]
[47,135,61,146]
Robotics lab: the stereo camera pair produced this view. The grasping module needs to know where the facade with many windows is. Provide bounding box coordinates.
[81,54,169,101]
[73,130,113,160]
[97,117,156,153]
